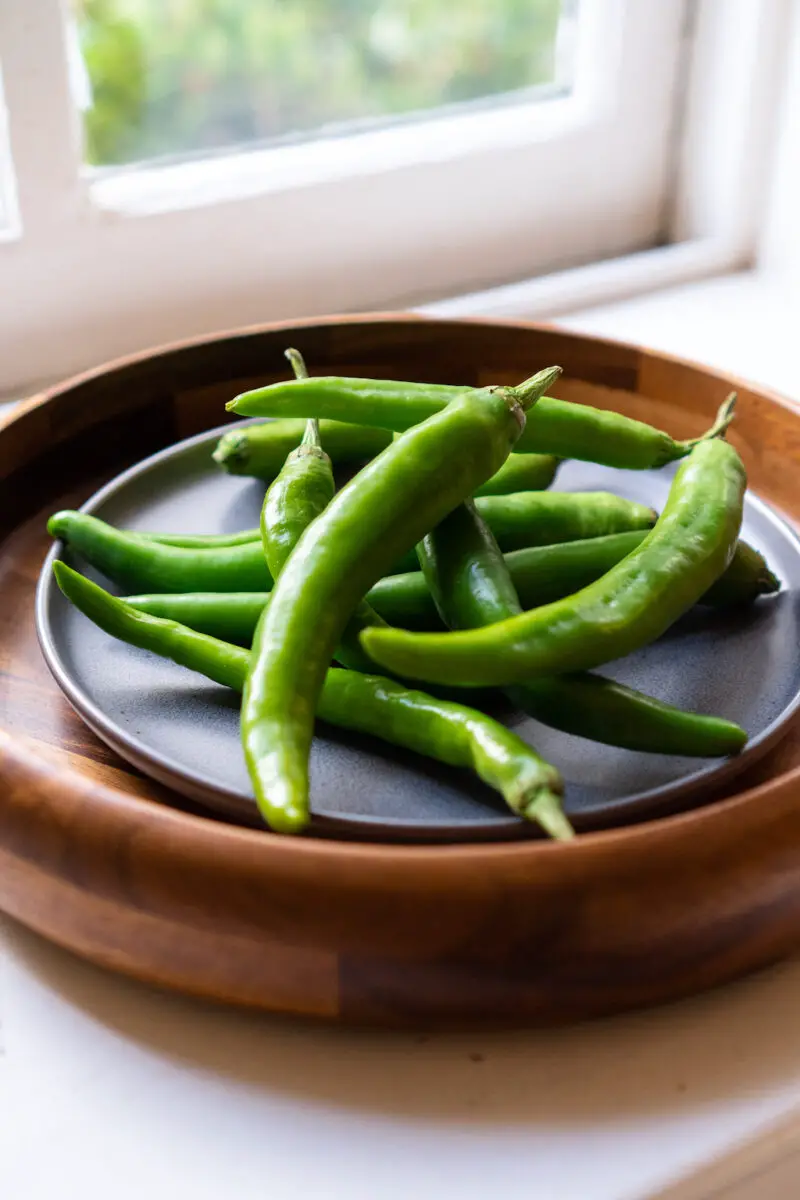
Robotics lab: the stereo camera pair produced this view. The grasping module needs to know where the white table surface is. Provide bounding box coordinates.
[3,271,800,1200]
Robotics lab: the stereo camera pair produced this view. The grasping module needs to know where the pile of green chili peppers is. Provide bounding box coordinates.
[49,350,780,841]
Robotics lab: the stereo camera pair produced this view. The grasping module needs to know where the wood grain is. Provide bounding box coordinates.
[1,313,800,1025]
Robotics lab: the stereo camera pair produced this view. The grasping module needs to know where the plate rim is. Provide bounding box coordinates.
[34,420,800,842]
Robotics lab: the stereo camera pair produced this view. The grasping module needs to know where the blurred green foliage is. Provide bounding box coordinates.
[76,0,565,166]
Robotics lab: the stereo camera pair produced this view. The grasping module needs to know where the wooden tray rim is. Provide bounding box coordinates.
[1,311,799,881]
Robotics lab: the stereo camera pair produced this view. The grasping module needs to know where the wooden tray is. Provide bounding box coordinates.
[2,314,800,1027]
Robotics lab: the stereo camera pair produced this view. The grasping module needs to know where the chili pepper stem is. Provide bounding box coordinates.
[285,348,323,452]
[509,365,562,412]
[518,791,576,841]
[301,419,321,448]
[285,347,309,380]
[686,391,738,449]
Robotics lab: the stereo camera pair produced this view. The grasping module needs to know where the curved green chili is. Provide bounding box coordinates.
[47,510,273,593]
[475,490,656,550]
[215,419,560,495]
[124,592,274,644]
[133,485,656,576]
[123,531,779,644]
[124,486,658,577]
[213,418,393,478]
[259,350,335,579]
[507,674,748,756]
[143,528,264,549]
[497,531,780,610]
[242,368,559,831]
[56,505,771,627]
[416,500,746,756]
[256,349,386,676]
[362,424,748,687]
[381,489,658,574]
[473,452,561,495]
[52,563,571,838]
[227,376,735,469]
[119,589,395,673]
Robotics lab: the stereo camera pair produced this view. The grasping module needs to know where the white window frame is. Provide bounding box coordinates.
[427,0,794,321]
[757,0,800,293]
[0,69,19,242]
[0,0,792,396]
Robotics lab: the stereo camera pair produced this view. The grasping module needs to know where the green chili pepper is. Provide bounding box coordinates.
[124,592,274,644]
[417,500,746,756]
[123,530,779,645]
[143,528,265,549]
[53,562,572,838]
[365,574,441,631]
[116,488,657,579]
[227,376,735,470]
[55,506,771,623]
[378,533,778,615]
[120,590,394,673]
[242,367,559,832]
[47,511,273,593]
[507,674,748,756]
[259,350,335,579]
[496,531,780,610]
[391,528,777,616]
[473,453,561,496]
[213,419,393,479]
[474,490,656,550]
[124,587,430,644]
[256,348,394,677]
[362,404,748,687]
[385,490,656,574]
[215,419,560,496]
[701,536,782,607]
[126,489,655,582]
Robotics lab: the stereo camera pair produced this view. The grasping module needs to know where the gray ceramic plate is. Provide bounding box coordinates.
[36,422,800,842]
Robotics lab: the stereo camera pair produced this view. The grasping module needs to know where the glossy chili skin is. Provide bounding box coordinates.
[54,563,571,839]
[505,675,748,756]
[123,532,779,644]
[227,377,735,469]
[386,489,658,574]
[213,418,393,479]
[362,435,748,687]
[416,501,747,756]
[241,370,556,832]
[247,383,387,808]
[135,485,655,575]
[498,531,780,610]
[144,529,262,549]
[47,511,273,593]
[121,591,391,671]
[48,490,654,590]
[124,587,443,704]
[473,453,560,496]
[475,490,656,551]
[124,591,275,644]
[215,419,559,495]
[259,420,335,579]
[253,354,387,677]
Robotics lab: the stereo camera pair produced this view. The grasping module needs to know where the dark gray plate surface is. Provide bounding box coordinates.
[36,422,800,842]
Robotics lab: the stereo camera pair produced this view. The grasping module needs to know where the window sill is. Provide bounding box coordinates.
[3,267,798,413]
[558,269,800,401]
[427,267,800,402]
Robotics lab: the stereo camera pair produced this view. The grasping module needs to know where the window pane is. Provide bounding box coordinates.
[74,0,575,167]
